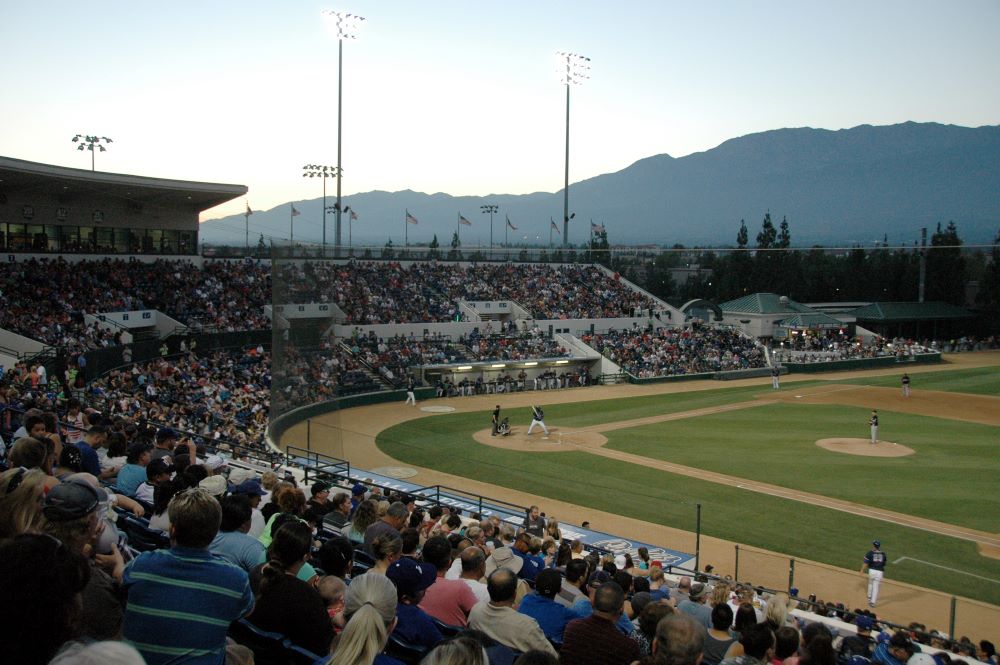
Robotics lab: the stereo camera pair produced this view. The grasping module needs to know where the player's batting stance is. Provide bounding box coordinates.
[861,539,887,607]
[527,405,549,436]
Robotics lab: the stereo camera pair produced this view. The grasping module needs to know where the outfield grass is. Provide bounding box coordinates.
[606,403,1000,532]
[375,366,1000,605]
[827,366,1000,396]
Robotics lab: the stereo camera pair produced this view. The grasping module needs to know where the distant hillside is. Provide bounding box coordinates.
[201,122,1000,247]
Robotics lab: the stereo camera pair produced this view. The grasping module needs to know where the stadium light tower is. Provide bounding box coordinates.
[555,51,589,247]
[481,204,498,257]
[71,134,113,171]
[302,164,339,249]
[322,10,366,256]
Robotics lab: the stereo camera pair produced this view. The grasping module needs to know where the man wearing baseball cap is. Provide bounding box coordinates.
[386,557,443,649]
[517,568,584,643]
[570,570,636,636]
[861,540,888,608]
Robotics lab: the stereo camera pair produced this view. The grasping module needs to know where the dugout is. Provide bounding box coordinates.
[846,301,975,339]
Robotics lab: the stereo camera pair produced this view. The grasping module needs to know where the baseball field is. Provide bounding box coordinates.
[281,352,1000,637]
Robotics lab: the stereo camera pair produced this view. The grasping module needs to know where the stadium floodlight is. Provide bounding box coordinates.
[481,204,499,257]
[302,164,339,249]
[321,10,366,256]
[71,134,113,171]
[555,51,590,247]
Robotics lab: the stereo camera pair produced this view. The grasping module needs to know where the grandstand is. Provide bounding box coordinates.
[0,158,996,664]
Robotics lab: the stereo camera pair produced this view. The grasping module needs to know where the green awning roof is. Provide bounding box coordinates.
[777,312,845,330]
[720,293,814,315]
[849,301,974,322]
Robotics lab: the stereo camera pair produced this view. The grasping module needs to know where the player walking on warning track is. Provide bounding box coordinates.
[870,410,879,444]
[901,373,910,397]
[861,540,887,607]
[527,405,549,436]
[771,365,781,389]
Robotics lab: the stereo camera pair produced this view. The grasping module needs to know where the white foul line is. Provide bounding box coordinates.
[893,557,1000,585]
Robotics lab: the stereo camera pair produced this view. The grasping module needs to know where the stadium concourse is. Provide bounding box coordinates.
[1,257,997,664]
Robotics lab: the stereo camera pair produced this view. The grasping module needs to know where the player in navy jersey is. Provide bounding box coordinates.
[861,539,887,607]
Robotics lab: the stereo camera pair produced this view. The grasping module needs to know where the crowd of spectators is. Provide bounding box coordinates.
[583,326,766,378]
[2,441,994,665]
[276,260,663,323]
[0,258,270,350]
[271,340,381,414]
[770,334,935,364]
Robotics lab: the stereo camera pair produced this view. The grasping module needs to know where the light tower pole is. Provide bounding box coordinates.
[71,135,113,171]
[555,51,590,248]
[481,204,498,259]
[302,164,338,250]
[322,10,366,256]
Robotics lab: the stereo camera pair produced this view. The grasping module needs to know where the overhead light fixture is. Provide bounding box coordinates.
[555,360,569,365]
[491,363,506,369]
[524,362,538,366]
[457,365,472,370]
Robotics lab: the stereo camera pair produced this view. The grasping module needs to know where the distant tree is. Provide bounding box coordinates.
[428,234,440,260]
[538,248,550,263]
[590,227,610,268]
[736,220,748,249]
[381,239,395,259]
[362,247,373,259]
[644,252,677,300]
[926,221,966,305]
[447,232,462,261]
[976,229,1000,330]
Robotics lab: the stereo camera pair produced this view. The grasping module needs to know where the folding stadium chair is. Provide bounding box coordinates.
[227,617,325,665]
[116,514,169,551]
[431,617,462,638]
[384,633,429,665]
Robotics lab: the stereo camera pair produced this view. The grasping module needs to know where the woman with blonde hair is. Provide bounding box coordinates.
[329,572,399,665]
[765,591,794,630]
[369,533,402,575]
[421,637,488,665]
[544,518,561,542]
[0,467,48,539]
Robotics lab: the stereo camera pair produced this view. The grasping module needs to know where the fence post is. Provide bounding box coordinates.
[307,419,311,453]
[788,557,795,591]
[949,596,956,640]
[735,545,740,581]
[694,503,702,574]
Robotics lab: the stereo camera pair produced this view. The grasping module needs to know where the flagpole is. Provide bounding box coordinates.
[404,210,408,248]
[457,212,460,244]
[244,204,251,255]
[290,204,294,244]
[549,217,553,248]
[505,216,509,252]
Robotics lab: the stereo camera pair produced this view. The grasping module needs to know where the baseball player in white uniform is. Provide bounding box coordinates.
[861,540,887,607]
[870,410,879,444]
[527,405,549,436]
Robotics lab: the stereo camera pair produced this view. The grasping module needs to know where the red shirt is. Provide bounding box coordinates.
[419,575,478,627]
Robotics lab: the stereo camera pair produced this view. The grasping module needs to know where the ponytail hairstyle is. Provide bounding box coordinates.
[260,520,313,594]
[329,573,397,665]
[371,533,403,564]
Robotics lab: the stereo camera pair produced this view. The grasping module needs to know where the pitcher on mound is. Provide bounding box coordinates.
[527,405,549,436]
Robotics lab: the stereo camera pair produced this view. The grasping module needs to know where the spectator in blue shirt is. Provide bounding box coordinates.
[512,531,545,582]
[209,494,266,573]
[114,442,153,497]
[385,556,443,649]
[518,568,585,643]
[75,425,116,482]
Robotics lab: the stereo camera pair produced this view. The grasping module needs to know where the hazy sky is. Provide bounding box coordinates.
[2,0,998,223]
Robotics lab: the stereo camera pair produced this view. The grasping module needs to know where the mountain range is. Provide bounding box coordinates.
[200,121,1000,247]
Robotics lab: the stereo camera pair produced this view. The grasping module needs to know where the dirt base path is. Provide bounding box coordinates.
[278,351,1000,632]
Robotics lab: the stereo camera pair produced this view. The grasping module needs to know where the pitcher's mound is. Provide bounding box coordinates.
[816,438,914,457]
[472,427,608,452]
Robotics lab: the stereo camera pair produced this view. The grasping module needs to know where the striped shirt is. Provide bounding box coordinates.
[123,546,254,665]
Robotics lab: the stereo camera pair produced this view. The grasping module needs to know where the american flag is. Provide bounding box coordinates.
[550,219,560,234]
[291,205,301,217]
[506,215,517,230]
[406,210,419,225]
[459,215,472,226]
[350,210,359,221]
[245,203,253,216]
[591,222,605,233]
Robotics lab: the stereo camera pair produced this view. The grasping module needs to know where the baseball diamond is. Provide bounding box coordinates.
[279,353,1000,639]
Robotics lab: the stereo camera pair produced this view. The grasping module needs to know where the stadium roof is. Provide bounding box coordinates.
[720,293,814,315]
[848,301,974,321]
[0,156,246,213]
[776,312,845,330]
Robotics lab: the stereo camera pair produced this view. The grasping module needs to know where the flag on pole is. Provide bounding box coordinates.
[550,219,560,235]
[591,222,605,233]
[459,215,472,226]
[506,215,517,230]
[245,203,253,216]
[291,205,301,217]
[406,210,419,225]
[350,210,359,221]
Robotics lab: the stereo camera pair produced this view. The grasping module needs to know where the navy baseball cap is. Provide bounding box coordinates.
[156,427,178,442]
[43,481,100,522]
[873,540,881,547]
[856,615,875,632]
[351,483,366,496]
[231,479,267,497]
[386,557,437,598]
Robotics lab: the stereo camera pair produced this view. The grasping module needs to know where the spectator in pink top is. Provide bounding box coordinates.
[418,535,478,628]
